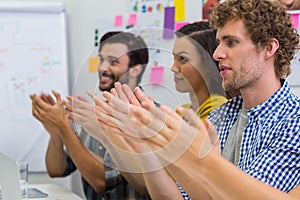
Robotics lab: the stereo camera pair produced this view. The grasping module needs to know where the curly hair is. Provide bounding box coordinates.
[210,0,299,78]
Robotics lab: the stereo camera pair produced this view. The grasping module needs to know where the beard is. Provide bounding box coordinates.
[98,70,130,92]
[223,64,262,92]
[117,71,130,86]
[98,71,116,92]
[99,82,114,92]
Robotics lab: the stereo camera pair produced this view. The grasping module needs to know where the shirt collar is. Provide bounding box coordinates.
[248,79,290,117]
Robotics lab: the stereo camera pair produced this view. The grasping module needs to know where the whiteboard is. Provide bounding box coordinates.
[0,2,69,172]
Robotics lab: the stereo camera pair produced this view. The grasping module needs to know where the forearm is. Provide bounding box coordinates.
[73,116,147,194]
[155,140,218,200]
[197,153,297,200]
[288,185,300,199]
[121,172,148,195]
[143,169,183,200]
[59,124,105,193]
[45,134,67,177]
[103,138,148,195]
[166,164,215,200]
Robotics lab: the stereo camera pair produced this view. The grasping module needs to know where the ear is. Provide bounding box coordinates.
[129,64,143,77]
[264,38,279,60]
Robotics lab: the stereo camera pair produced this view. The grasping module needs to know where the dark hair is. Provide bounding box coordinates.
[189,29,218,67]
[99,31,149,84]
[174,22,225,97]
[175,21,211,36]
[187,30,224,96]
[175,22,219,68]
[210,0,300,78]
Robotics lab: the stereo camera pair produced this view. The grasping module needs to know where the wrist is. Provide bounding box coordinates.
[197,151,222,181]
[55,121,80,144]
[57,120,73,134]
[49,134,64,146]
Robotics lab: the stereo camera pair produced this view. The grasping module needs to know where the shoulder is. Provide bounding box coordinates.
[208,95,243,120]
[209,94,228,108]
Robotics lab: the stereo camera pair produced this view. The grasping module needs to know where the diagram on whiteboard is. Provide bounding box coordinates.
[0,10,68,171]
[0,20,64,121]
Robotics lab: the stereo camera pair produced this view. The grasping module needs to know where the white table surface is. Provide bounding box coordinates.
[28,184,83,200]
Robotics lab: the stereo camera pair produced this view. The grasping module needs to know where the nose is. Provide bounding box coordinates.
[171,61,179,73]
[98,59,110,72]
[213,44,225,62]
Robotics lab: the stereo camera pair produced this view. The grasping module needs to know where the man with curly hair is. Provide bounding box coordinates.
[175,0,300,198]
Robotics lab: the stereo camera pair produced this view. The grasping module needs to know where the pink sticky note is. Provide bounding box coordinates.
[291,13,299,29]
[175,21,189,30]
[114,15,123,26]
[150,66,164,84]
[128,14,137,25]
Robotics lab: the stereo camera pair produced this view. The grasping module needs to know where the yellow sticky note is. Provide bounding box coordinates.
[89,56,100,73]
[174,0,185,21]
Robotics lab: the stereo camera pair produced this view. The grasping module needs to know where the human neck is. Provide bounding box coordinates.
[240,76,281,109]
[189,87,210,111]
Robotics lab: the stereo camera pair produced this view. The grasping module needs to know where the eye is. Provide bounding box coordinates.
[179,56,188,63]
[99,55,104,64]
[110,59,118,66]
[227,39,238,47]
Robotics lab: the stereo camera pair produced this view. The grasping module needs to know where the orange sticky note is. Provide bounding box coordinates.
[89,56,100,73]
[114,15,123,26]
[128,13,137,25]
[174,0,185,21]
[291,13,299,29]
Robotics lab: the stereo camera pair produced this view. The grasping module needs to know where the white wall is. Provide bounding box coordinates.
[292,87,300,96]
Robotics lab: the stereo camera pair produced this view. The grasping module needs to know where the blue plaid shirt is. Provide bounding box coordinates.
[208,80,300,192]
